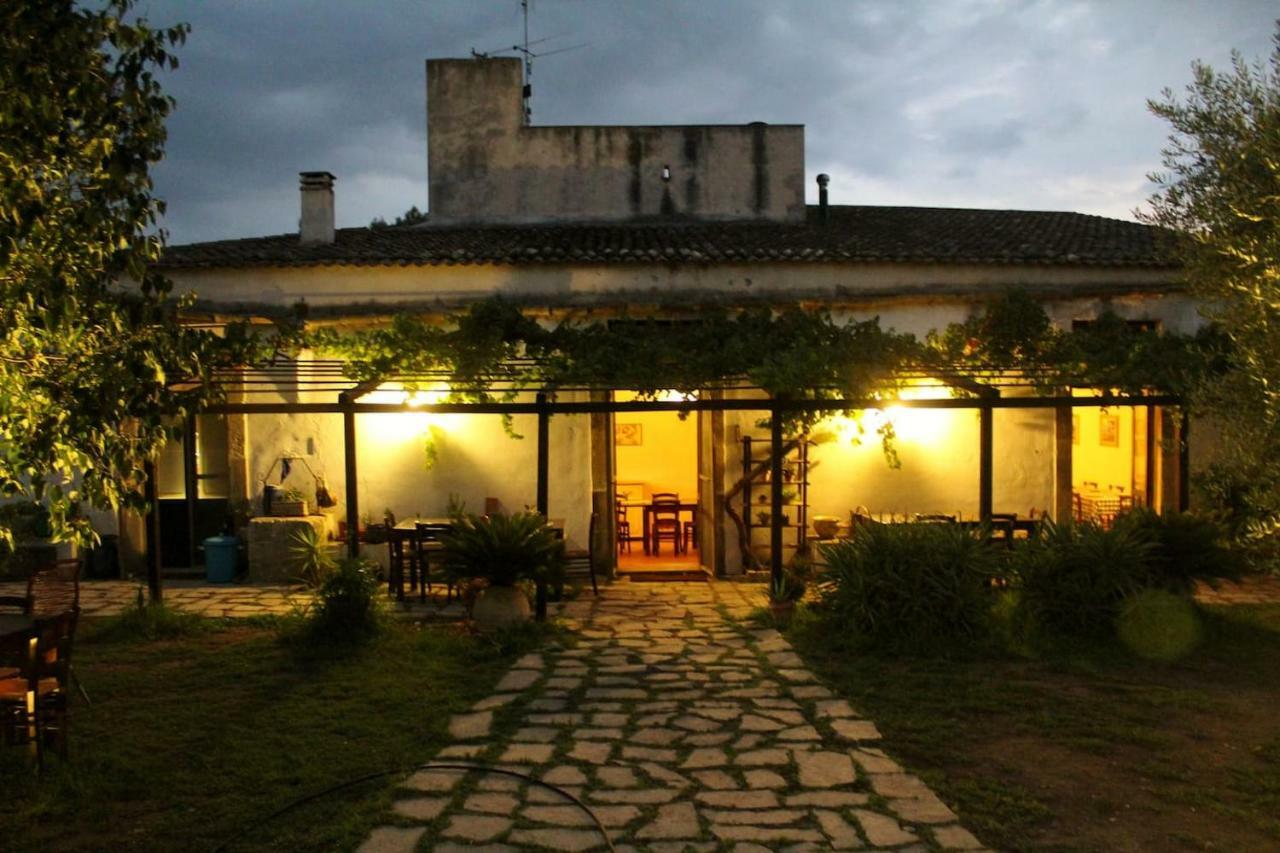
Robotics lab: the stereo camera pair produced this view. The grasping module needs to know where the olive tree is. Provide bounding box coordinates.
[1140,25,1280,543]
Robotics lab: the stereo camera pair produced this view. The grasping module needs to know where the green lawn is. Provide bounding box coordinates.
[0,613,527,852]
[789,603,1280,852]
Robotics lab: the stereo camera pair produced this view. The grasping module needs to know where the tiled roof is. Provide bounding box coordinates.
[160,205,1175,270]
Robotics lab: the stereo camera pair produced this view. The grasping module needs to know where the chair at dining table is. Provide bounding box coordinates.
[0,559,81,680]
[414,521,455,603]
[0,606,78,765]
[650,492,684,556]
[615,499,632,554]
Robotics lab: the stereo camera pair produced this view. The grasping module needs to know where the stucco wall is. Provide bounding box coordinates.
[426,58,804,224]
[171,261,1190,327]
[241,398,595,556]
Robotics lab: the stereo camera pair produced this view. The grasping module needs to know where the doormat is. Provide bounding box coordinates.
[619,569,710,583]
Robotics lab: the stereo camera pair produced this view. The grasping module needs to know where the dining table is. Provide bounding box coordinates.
[624,501,698,555]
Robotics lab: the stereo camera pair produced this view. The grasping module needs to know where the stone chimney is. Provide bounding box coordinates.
[299,171,335,243]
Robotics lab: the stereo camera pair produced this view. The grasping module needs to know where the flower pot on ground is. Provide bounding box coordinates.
[471,584,532,630]
[768,571,806,625]
[441,511,565,630]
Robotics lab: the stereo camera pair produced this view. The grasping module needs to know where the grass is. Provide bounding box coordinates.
[788,602,1280,852]
[0,608,538,852]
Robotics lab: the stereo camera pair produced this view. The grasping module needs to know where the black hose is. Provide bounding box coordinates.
[210,760,616,853]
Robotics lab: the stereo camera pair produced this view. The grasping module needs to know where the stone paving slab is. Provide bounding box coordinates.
[357,579,987,851]
[0,578,466,619]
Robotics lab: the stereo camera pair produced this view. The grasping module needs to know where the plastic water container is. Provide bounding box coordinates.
[204,535,240,583]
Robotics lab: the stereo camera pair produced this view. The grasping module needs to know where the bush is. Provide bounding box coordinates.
[307,557,383,640]
[1012,519,1156,640]
[289,525,337,587]
[441,512,565,588]
[817,522,1000,653]
[1114,508,1245,593]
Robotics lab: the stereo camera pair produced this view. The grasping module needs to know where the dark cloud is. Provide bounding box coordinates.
[142,0,1277,243]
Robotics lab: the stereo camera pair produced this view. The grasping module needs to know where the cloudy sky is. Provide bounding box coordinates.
[140,0,1275,246]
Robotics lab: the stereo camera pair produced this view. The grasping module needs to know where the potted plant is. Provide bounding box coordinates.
[271,487,308,517]
[768,571,807,624]
[756,510,771,526]
[441,511,565,630]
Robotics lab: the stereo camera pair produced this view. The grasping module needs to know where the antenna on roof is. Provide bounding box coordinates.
[471,1,587,125]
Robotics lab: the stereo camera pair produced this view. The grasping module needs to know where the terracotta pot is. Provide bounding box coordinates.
[472,585,532,631]
[812,515,840,539]
[769,600,796,624]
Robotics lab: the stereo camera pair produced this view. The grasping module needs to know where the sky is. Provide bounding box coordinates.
[139,0,1277,246]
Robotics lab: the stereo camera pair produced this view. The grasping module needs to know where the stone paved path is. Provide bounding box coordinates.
[358,580,986,852]
[0,578,464,619]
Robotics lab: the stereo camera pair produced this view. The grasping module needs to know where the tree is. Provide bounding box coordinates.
[0,2,263,548]
[370,205,428,228]
[1140,25,1280,541]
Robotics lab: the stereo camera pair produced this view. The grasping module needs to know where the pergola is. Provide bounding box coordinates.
[147,358,1187,610]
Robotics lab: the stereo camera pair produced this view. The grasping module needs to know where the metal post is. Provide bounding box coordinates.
[343,407,359,559]
[143,460,163,603]
[979,403,993,523]
[770,402,785,588]
[535,392,550,620]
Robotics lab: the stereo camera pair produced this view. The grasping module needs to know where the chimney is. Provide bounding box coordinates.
[299,171,335,243]
[816,173,830,225]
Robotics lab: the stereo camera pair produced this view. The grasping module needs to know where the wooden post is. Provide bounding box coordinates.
[770,402,785,588]
[710,394,727,578]
[143,460,163,603]
[588,390,615,577]
[183,415,199,570]
[535,392,549,621]
[343,406,359,559]
[979,403,993,523]
[1179,409,1191,512]
[1054,405,1073,524]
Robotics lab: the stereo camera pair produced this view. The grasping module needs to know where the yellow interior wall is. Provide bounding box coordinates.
[1071,406,1135,495]
[614,394,698,504]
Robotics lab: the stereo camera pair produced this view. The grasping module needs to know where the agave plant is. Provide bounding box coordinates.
[441,512,565,588]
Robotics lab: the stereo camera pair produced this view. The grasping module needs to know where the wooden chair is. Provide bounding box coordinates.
[0,607,78,766]
[650,493,683,556]
[615,500,632,554]
[386,528,415,602]
[0,560,81,680]
[560,513,600,597]
[414,521,454,603]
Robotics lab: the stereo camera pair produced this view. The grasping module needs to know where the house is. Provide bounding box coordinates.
[133,56,1195,582]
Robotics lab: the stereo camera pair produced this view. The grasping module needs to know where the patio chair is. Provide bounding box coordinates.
[414,521,454,604]
[0,607,79,766]
[650,493,683,556]
[0,560,81,680]
[386,529,416,602]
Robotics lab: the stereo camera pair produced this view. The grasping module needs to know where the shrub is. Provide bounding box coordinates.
[817,522,1000,653]
[1012,519,1156,640]
[308,557,383,640]
[1114,508,1245,593]
[441,512,565,588]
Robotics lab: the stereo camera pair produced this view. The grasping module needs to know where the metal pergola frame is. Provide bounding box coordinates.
[145,360,1189,609]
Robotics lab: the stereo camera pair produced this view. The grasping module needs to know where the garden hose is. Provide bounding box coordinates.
[210,760,616,853]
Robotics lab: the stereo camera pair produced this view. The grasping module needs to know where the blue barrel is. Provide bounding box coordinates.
[204,535,240,583]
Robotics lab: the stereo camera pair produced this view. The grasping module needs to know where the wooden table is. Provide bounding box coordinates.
[0,613,34,641]
[633,502,698,556]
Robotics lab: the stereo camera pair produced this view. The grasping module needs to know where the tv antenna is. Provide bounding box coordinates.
[469,0,588,124]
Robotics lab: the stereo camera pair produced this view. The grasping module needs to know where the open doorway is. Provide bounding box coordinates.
[613,391,702,573]
[1071,403,1155,526]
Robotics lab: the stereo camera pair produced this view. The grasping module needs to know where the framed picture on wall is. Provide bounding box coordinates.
[615,422,643,446]
[1072,414,1080,446]
[1099,413,1120,447]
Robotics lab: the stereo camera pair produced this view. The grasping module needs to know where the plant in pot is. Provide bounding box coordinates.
[768,571,807,624]
[441,512,565,631]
